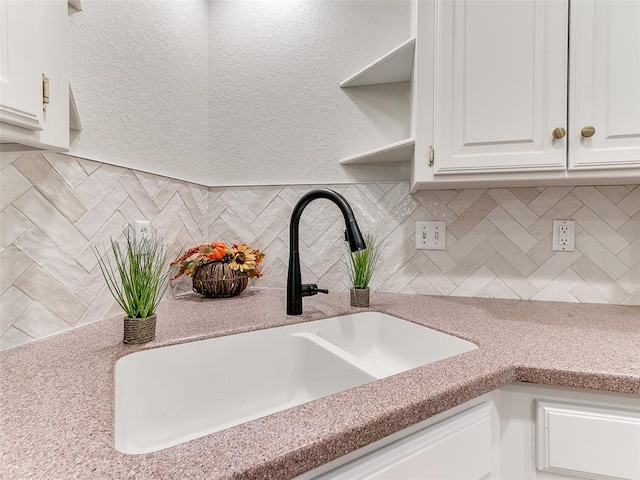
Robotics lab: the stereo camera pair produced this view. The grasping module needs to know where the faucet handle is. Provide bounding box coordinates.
[301,284,329,297]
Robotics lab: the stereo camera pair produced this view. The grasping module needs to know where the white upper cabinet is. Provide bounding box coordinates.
[569,0,640,171]
[0,0,69,151]
[435,0,568,175]
[408,0,640,190]
[0,0,41,130]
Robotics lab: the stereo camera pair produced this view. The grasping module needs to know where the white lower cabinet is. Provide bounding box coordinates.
[536,400,640,480]
[499,384,640,480]
[300,384,639,480]
[316,403,492,480]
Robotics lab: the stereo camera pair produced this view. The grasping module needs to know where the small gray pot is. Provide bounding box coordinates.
[123,315,157,344]
[350,287,370,307]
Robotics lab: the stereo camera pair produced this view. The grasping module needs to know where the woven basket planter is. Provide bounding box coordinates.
[350,287,370,307]
[192,261,248,298]
[123,315,156,344]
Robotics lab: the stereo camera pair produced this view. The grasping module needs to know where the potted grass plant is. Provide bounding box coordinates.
[346,232,382,307]
[94,227,170,344]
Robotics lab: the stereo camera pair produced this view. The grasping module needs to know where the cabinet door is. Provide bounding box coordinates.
[434,0,568,175]
[0,0,68,150]
[569,0,640,171]
[0,0,43,131]
[317,404,492,480]
[536,400,640,479]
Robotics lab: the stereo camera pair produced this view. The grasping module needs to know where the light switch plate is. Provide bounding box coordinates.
[415,221,447,250]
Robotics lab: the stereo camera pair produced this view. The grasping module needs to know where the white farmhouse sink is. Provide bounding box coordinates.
[114,312,476,454]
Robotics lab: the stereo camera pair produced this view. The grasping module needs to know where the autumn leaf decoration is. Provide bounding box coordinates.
[171,242,264,280]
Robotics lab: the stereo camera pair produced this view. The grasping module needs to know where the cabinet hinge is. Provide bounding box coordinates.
[428,145,434,166]
[42,74,50,113]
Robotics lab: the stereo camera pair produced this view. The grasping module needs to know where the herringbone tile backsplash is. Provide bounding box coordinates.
[1,152,638,350]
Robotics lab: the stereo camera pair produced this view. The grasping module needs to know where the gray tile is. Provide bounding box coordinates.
[14,302,72,336]
[42,152,87,189]
[447,242,497,286]
[572,186,630,229]
[0,165,32,210]
[75,212,129,271]
[0,326,34,350]
[412,190,457,222]
[153,179,182,210]
[14,265,87,325]
[118,171,160,220]
[74,163,124,207]
[527,193,583,240]
[448,219,497,262]
[528,251,582,290]
[485,255,538,300]
[451,265,496,297]
[75,157,101,175]
[618,239,640,268]
[448,189,487,216]
[448,194,497,239]
[75,182,129,239]
[14,154,87,222]
[486,206,538,253]
[410,251,456,295]
[0,152,24,170]
[0,287,33,335]
[575,231,629,281]
[528,187,572,216]
[486,231,538,277]
[573,206,629,255]
[14,226,89,292]
[118,198,147,228]
[0,205,32,251]
[13,189,87,257]
[618,212,640,243]
[178,184,204,224]
[77,285,118,327]
[134,170,161,198]
[571,256,630,304]
[510,187,541,204]
[487,189,538,228]
[0,246,32,295]
[618,187,640,217]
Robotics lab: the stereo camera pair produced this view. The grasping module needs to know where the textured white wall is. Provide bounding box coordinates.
[208,0,412,186]
[67,0,210,185]
[68,0,411,185]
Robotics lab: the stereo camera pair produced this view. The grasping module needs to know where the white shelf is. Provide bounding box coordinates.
[340,38,416,88]
[339,138,415,165]
[69,83,82,132]
[68,0,82,11]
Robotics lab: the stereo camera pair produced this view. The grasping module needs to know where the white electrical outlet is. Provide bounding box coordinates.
[134,220,151,242]
[552,219,576,252]
[415,221,447,250]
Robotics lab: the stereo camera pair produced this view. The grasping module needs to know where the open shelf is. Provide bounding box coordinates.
[340,38,416,88]
[69,83,82,131]
[339,138,415,165]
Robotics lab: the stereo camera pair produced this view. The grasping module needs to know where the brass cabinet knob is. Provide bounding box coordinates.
[581,126,596,138]
[552,127,566,140]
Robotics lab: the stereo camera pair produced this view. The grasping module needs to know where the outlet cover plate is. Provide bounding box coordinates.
[552,219,575,252]
[415,221,447,250]
[134,220,151,243]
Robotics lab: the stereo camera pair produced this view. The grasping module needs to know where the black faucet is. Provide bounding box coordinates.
[287,189,366,315]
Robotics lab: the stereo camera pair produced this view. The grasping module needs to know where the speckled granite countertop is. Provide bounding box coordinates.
[1,290,639,479]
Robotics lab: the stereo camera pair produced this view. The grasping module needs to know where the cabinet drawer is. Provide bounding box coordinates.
[536,400,640,479]
[318,403,492,480]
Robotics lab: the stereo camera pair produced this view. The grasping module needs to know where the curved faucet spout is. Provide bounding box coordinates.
[287,189,366,315]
